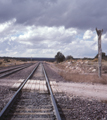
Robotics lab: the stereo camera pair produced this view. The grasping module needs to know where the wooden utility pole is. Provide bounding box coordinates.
[96,28,103,78]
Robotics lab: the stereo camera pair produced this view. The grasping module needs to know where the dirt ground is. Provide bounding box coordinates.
[0,58,35,68]
[48,60,107,84]
[0,61,107,119]
[46,60,107,101]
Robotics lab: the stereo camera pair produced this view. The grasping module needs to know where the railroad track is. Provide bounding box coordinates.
[0,62,61,120]
[0,63,34,78]
[0,63,30,73]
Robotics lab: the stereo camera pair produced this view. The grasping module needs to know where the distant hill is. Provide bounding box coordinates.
[0,57,55,62]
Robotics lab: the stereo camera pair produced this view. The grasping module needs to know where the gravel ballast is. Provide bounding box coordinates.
[55,93,107,120]
[0,62,107,120]
[44,62,107,120]
[0,63,37,112]
[0,86,15,112]
[5,63,37,79]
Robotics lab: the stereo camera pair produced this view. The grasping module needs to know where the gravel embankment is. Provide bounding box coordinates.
[55,93,107,120]
[43,62,65,82]
[44,62,107,120]
[0,62,107,119]
[0,86,15,112]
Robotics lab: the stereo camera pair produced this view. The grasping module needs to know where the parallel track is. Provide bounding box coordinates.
[0,63,61,120]
[0,64,30,74]
[0,63,33,78]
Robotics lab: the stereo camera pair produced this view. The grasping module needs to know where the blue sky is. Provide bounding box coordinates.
[0,0,107,58]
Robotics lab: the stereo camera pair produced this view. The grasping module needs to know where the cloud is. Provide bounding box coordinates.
[83,30,94,40]
[0,18,16,33]
[0,21,78,57]
[0,0,106,30]
[0,0,107,58]
[0,19,106,58]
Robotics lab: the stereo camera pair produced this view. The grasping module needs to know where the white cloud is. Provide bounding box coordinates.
[102,33,107,42]
[93,35,97,42]
[13,52,18,55]
[0,0,107,58]
[0,18,16,32]
[0,19,106,58]
[0,22,79,57]
[18,41,33,45]
[83,30,94,40]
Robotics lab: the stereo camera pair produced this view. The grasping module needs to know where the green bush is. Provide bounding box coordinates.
[55,52,65,63]
[66,55,73,60]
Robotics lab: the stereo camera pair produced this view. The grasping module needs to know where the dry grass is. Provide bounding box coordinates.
[0,58,35,67]
[101,100,107,104]
[53,59,107,84]
[59,71,107,84]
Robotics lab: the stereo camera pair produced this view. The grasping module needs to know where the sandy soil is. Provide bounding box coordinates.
[55,82,107,101]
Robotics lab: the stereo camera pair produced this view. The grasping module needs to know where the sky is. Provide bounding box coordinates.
[0,0,107,58]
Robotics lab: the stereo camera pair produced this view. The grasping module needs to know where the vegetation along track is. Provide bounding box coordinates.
[0,62,61,120]
[0,63,34,78]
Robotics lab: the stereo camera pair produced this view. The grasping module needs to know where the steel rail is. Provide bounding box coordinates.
[0,64,33,78]
[0,62,40,119]
[0,63,31,74]
[42,63,62,120]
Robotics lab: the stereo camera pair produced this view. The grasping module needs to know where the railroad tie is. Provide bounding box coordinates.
[11,79,24,90]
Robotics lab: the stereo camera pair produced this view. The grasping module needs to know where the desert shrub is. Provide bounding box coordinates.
[66,55,73,60]
[4,58,10,62]
[95,52,106,59]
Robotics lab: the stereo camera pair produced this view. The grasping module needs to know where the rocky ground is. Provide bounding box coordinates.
[55,93,107,120]
[0,86,15,112]
[0,63,37,112]
[44,62,107,120]
[54,60,107,74]
[0,61,107,120]
[47,60,107,84]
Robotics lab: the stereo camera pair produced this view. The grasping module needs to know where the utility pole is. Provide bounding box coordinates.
[31,56,32,61]
[96,28,103,78]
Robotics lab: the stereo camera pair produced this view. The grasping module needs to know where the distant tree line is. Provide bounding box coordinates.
[55,52,74,63]
[55,51,107,63]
